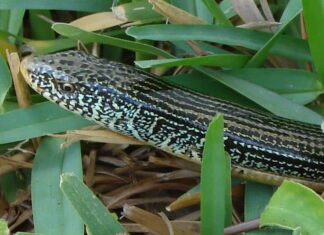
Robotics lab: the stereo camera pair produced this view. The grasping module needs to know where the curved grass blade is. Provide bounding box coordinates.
[170,0,196,13]
[302,0,324,83]
[60,173,128,235]
[135,54,250,69]
[112,0,163,21]
[26,29,127,55]
[0,10,9,30]
[260,181,324,235]
[197,67,324,125]
[195,0,213,23]
[0,0,113,12]
[223,68,323,104]
[0,102,92,144]
[220,0,236,18]
[32,138,83,235]
[171,40,230,55]
[0,56,12,112]
[29,10,55,40]
[245,0,302,67]
[26,37,99,55]
[52,23,173,59]
[6,10,24,38]
[126,25,311,62]
[202,0,232,26]
[15,233,41,235]
[201,114,232,235]
[168,39,322,105]
[167,39,322,105]
[223,68,322,93]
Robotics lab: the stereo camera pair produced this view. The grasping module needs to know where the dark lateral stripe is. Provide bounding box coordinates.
[116,88,323,158]
[96,61,324,155]
[123,72,323,137]
[124,85,323,144]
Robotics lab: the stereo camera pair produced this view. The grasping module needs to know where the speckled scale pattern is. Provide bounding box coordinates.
[22,50,324,182]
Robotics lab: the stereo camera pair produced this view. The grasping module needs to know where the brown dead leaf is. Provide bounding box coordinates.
[123,205,199,235]
[259,0,275,22]
[230,0,265,23]
[53,128,144,145]
[108,196,175,209]
[0,153,33,176]
[167,192,200,212]
[149,155,200,172]
[232,166,324,192]
[149,0,207,24]
[70,12,126,31]
[9,209,32,231]
[7,52,31,108]
[84,150,97,187]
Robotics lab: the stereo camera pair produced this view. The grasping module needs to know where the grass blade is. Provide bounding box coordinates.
[112,0,162,21]
[0,10,9,30]
[245,0,302,67]
[32,138,84,235]
[220,0,236,18]
[197,67,324,125]
[202,0,232,26]
[60,173,128,235]
[223,68,323,104]
[0,102,92,144]
[135,54,250,69]
[195,0,213,23]
[15,233,41,235]
[29,10,55,40]
[0,56,12,112]
[7,9,24,38]
[27,38,92,55]
[168,40,323,105]
[201,114,232,234]
[126,24,311,62]
[0,0,113,11]
[52,23,173,59]
[302,0,324,83]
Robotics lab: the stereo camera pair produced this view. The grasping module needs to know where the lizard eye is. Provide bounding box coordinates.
[62,83,74,92]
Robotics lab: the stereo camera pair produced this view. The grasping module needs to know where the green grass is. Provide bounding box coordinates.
[0,55,12,113]
[32,138,84,235]
[302,0,324,83]
[60,173,128,235]
[0,102,92,144]
[126,24,312,62]
[201,114,231,234]
[0,1,323,234]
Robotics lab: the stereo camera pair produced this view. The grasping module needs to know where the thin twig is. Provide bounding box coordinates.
[224,219,260,235]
